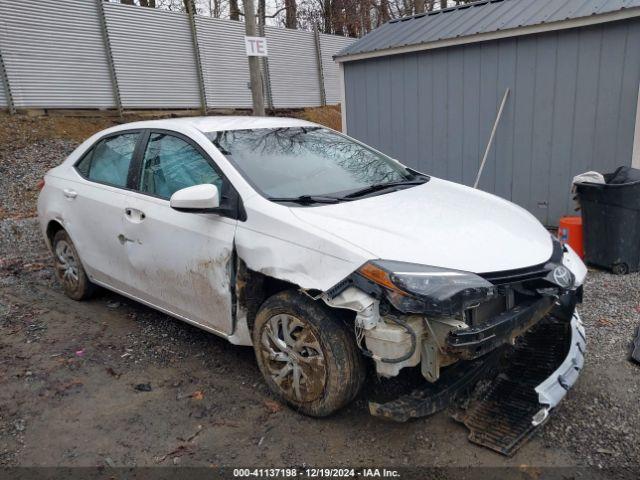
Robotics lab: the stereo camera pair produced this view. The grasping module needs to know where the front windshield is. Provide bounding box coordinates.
[205,127,416,198]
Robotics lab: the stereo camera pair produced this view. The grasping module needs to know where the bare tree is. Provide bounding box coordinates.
[229,0,240,19]
[285,0,297,28]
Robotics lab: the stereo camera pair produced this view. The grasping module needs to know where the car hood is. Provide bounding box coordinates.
[290,177,553,274]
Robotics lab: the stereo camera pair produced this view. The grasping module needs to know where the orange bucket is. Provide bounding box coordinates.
[558,216,584,259]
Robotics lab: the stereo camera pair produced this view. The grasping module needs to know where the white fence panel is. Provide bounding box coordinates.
[196,17,253,109]
[0,2,353,112]
[320,34,355,105]
[0,0,115,109]
[266,28,321,109]
[104,3,201,109]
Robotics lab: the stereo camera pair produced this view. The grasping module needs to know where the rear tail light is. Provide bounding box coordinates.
[36,178,45,190]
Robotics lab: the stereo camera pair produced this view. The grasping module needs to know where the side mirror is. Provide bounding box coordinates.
[170,184,220,212]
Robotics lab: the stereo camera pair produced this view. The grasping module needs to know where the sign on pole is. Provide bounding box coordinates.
[245,36,268,57]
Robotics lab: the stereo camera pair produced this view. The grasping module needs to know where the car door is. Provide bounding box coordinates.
[120,130,238,335]
[64,131,143,291]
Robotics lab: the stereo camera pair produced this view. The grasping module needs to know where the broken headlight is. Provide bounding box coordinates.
[357,260,498,316]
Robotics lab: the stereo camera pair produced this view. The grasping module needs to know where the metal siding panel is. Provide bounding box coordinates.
[493,38,517,202]
[403,55,420,170]
[570,26,602,192]
[594,21,628,169]
[389,55,406,161]
[355,61,371,140]
[417,52,435,174]
[0,0,114,109]
[615,20,640,165]
[104,3,200,109]
[462,44,481,187]
[267,27,320,108]
[510,37,537,217]
[319,34,355,105]
[477,42,499,193]
[547,29,579,226]
[446,49,464,183]
[365,61,378,149]
[196,17,252,109]
[530,33,558,225]
[431,50,449,179]
[345,62,366,139]
[377,57,393,155]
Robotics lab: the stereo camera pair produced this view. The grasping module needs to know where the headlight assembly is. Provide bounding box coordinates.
[357,260,497,315]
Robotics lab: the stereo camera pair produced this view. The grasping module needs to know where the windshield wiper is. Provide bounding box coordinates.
[268,195,343,205]
[341,178,428,199]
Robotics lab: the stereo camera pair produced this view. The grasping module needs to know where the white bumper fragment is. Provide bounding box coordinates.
[532,310,585,425]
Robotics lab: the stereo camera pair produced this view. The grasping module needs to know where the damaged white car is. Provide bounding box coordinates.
[38,117,586,448]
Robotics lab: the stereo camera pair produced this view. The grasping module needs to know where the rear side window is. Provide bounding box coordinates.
[139,133,223,199]
[75,148,93,177]
[79,133,139,188]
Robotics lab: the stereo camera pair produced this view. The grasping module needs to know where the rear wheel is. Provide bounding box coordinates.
[252,290,365,417]
[52,230,95,300]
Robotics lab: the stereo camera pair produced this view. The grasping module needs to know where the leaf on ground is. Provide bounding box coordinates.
[264,399,283,414]
[190,390,204,400]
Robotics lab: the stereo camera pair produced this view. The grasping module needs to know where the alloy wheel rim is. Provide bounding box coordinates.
[259,313,327,403]
[55,240,79,290]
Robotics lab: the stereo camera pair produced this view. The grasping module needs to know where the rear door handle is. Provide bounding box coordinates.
[63,189,77,199]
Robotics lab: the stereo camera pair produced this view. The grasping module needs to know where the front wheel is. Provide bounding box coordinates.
[252,290,365,417]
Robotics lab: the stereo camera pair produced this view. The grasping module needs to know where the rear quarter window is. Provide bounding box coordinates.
[73,132,140,188]
[75,148,93,177]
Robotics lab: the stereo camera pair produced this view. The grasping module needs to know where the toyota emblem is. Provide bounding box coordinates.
[552,265,572,288]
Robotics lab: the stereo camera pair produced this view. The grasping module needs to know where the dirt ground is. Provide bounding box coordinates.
[1,112,639,472]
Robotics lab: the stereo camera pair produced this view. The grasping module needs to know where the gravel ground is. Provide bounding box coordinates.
[0,139,77,220]
[541,271,640,467]
[1,121,639,470]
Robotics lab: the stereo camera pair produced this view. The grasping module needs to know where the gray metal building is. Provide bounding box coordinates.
[335,0,640,225]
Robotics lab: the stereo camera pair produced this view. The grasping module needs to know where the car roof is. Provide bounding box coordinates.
[103,116,318,135]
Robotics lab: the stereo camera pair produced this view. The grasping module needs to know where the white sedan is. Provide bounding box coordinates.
[38,116,586,420]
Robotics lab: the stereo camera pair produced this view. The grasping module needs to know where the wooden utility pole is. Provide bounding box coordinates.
[244,0,266,116]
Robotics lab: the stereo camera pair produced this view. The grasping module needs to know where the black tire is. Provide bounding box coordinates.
[612,262,629,275]
[52,230,96,300]
[252,290,365,417]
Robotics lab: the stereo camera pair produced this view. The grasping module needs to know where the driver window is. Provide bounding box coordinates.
[140,133,223,199]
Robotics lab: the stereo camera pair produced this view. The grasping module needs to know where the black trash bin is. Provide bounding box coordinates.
[575,167,640,274]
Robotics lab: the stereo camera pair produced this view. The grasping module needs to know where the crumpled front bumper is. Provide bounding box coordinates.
[532,310,586,425]
[370,309,586,455]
